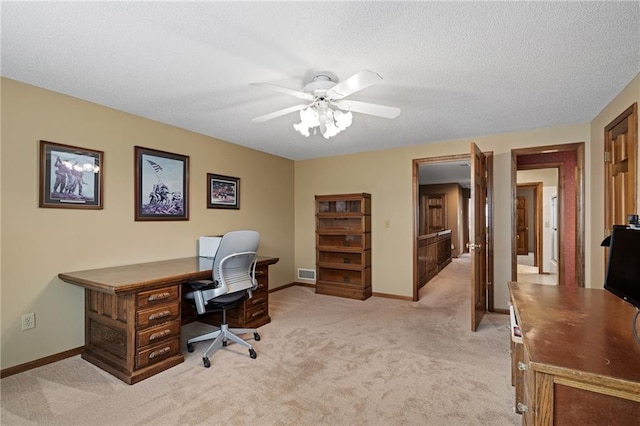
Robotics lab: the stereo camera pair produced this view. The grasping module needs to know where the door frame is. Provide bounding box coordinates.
[511,143,585,286]
[412,152,494,311]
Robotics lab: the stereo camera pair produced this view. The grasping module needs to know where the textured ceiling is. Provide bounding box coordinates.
[2,1,639,161]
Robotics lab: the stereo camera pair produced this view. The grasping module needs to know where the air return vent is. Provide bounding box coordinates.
[297,268,316,281]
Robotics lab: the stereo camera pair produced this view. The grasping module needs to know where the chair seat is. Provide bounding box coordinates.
[202,290,246,311]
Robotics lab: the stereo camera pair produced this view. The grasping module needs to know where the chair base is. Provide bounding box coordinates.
[187,323,259,368]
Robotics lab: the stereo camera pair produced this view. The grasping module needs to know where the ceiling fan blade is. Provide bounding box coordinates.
[332,100,401,119]
[250,82,315,101]
[326,70,383,99]
[252,103,311,123]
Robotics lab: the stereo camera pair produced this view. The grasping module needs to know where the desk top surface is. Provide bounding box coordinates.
[59,256,279,294]
[509,282,640,384]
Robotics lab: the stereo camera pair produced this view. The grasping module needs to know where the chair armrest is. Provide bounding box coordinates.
[187,279,218,291]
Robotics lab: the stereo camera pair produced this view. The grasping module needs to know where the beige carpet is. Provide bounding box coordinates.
[1,256,519,425]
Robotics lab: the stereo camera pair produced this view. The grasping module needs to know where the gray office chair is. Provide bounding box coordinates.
[185,230,261,368]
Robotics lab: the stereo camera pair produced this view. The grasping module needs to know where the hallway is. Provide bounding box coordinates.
[517,253,557,286]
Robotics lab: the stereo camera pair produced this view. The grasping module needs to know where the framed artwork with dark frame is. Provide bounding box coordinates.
[39,140,103,209]
[135,146,189,221]
[207,173,240,210]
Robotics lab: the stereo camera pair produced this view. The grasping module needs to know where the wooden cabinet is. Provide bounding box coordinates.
[417,230,452,288]
[508,282,640,425]
[315,193,371,300]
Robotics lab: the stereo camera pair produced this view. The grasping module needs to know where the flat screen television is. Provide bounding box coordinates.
[604,225,640,309]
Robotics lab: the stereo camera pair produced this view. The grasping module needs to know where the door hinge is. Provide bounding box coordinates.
[604,151,611,162]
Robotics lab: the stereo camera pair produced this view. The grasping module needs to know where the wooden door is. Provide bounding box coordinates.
[605,104,637,237]
[470,142,488,331]
[516,197,528,255]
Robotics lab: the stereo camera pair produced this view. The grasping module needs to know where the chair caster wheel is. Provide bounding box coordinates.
[187,343,194,353]
[223,340,228,347]
[249,348,257,359]
[203,357,210,368]
[254,332,261,341]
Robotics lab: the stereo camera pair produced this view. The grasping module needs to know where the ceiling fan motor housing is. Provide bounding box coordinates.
[303,73,337,96]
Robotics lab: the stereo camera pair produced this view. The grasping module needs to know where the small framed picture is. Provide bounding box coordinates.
[39,140,103,209]
[207,173,240,210]
[135,146,189,221]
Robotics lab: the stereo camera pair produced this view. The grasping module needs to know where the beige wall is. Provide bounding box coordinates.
[0,78,295,369]
[589,74,640,290]
[295,125,587,308]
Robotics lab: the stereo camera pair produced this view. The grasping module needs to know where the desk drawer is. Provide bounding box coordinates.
[136,337,181,369]
[137,285,179,309]
[244,302,268,325]
[137,319,181,347]
[137,302,180,328]
[246,294,268,310]
[254,268,268,291]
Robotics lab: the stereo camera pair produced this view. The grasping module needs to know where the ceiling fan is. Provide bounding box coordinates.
[251,70,401,138]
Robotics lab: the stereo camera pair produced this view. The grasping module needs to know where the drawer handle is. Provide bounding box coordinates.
[255,271,265,276]
[516,403,528,413]
[517,361,528,371]
[250,297,265,305]
[148,310,171,321]
[250,310,265,318]
[148,292,171,302]
[149,329,172,341]
[148,346,171,359]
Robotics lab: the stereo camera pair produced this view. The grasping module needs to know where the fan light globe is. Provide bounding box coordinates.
[295,105,353,139]
[293,122,310,137]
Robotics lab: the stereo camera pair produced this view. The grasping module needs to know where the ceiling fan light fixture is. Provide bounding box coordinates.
[294,104,353,139]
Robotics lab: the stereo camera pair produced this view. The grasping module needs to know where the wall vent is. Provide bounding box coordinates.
[297,268,316,281]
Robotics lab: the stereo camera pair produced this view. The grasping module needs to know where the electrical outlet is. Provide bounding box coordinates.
[22,313,36,330]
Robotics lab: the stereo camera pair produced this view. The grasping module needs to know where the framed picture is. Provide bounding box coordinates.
[207,173,240,209]
[135,146,189,221]
[39,140,103,209]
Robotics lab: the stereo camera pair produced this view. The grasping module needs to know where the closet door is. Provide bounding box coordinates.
[605,103,637,236]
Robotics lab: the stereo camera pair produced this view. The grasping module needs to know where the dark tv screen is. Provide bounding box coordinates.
[605,226,640,309]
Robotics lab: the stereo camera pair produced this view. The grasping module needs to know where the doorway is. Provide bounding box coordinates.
[511,143,585,286]
[516,172,559,286]
[413,144,494,331]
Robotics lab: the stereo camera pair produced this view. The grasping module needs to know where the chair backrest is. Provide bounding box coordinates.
[212,230,259,283]
[194,230,259,308]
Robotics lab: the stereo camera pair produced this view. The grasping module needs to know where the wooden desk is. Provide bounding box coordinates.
[59,256,279,384]
[508,282,640,425]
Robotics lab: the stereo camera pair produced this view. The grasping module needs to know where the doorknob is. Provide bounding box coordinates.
[468,243,482,251]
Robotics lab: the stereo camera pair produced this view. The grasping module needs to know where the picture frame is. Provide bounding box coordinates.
[39,140,103,209]
[207,173,240,210]
[135,146,189,221]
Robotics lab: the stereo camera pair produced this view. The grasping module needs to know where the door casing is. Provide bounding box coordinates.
[511,143,585,286]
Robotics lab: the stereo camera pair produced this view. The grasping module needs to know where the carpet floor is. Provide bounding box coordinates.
[1,255,519,425]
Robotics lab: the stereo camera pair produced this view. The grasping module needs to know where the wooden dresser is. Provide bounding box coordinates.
[508,282,640,425]
[315,193,372,300]
[59,256,278,384]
